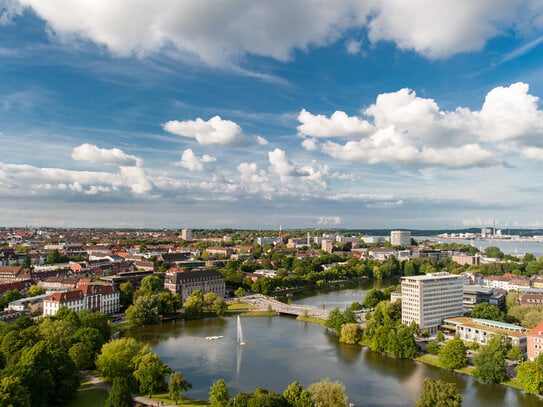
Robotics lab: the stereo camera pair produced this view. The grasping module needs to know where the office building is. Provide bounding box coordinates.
[390,230,411,247]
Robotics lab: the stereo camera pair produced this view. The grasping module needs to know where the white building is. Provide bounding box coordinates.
[390,230,411,247]
[401,272,463,334]
[181,229,192,241]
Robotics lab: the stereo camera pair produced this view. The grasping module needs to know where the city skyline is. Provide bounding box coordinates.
[1,2,543,229]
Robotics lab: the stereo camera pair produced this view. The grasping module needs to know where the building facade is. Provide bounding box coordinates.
[42,284,120,316]
[164,268,225,302]
[390,230,411,247]
[527,322,543,360]
[401,272,463,334]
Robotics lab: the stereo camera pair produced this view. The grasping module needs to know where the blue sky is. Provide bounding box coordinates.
[1,1,543,230]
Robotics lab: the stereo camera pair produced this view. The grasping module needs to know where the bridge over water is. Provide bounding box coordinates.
[243,294,330,319]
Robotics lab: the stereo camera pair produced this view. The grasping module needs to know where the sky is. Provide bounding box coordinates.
[1,1,543,230]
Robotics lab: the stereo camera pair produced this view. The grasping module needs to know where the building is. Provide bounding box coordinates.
[444,317,527,353]
[463,285,505,312]
[527,322,543,360]
[43,290,85,316]
[42,283,120,316]
[390,230,411,247]
[164,268,225,302]
[401,272,463,334]
[321,239,333,253]
[452,253,480,266]
[181,229,192,241]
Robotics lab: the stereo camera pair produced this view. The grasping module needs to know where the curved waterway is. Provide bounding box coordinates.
[126,283,541,406]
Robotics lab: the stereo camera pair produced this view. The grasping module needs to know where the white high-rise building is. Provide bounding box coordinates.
[401,272,463,334]
[390,230,411,247]
[181,229,192,240]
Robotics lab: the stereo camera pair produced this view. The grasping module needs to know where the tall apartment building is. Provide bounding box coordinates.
[390,230,411,247]
[401,272,463,334]
[181,228,192,241]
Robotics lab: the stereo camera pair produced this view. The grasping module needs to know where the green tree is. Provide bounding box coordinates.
[133,352,172,397]
[416,377,462,407]
[68,341,94,370]
[283,381,312,407]
[470,302,505,321]
[472,335,508,384]
[362,288,385,309]
[119,281,135,308]
[169,371,192,405]
[426,342,441,355]
[126,295,160,325]
[105,377,133,407]
[387,322,418,358]
[46,249,67,264]
[325,308,345,336]
[438,336,468,370]
[436,330,445,342]
[484,246,504,259]
[516,353,543,395]
[234,287,246,298]
[507,345,524,363]
[183,291,205,319]
[307,378,348,407]
[0,376,31,407]
[157,290,181,315]
[96,337,145,381]
[340,323,362,345]
[27,285,45,297]
[209,378,230,407]
[140,275,164,294]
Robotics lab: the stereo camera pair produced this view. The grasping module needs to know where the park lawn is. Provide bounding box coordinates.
[296,315,326,326]
[228,302,256,311]
[68,388,108,407]
[239,310,278,317]
[144,392,207,406]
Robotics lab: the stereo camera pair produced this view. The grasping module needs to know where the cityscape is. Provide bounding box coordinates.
[2,1,543,406]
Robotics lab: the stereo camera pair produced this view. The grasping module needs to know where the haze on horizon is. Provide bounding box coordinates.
[1,1,543,230]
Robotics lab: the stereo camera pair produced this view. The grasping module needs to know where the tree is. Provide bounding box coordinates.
[183,291,205,319]
[340,323,362,345]
[140,275,164,294]
[133,352,172,397]
[105,377,133,407]
[438,336,468,370]
[387,322,418,358]
[209,378,230,407]
[96,337,145,381]
[27,285,45,297]
[484,246,504,259]
[68,342,94,370]
[283,381,313,407]
[507,345,524,363]
[436,330,445,343]
[426,342,441,355]
[126,295,160,325]
[169,371,192,405]
[362,288,385,309]
[470,302,505,322]
[234,287,246,298]
[416,377,462,407]
[325,308,345,336]
[516,353,543,395]
[0,376,31,407]
[158,290,181,315]
[472,335,508,384]
[119,281,135,308]
[307,378,348,407]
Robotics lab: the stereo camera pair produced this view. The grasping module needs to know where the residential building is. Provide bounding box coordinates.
[181,228,192,241]
[463,285,505,312]
[401,272,463,334]
[444,317,527,353]
[519,293,543,306]
[390,230,411,247]
[164,268,225,302]
[43,290,85,316]
[42,284,119,316]
[0,266,31,283]
[527,322,543,360]
[321,239,333,253]
[452,253,480,266]
[368,247,397,261]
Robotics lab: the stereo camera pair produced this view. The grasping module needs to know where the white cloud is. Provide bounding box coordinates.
[346,39,362,54]
[71,143,142,166]
[176,148,217,172]
[297,109,373,138]
[300,82,543,169]
[163,115,263,147]
[7,0,542,66]
[317,216,342,225]
[268,148,306,178]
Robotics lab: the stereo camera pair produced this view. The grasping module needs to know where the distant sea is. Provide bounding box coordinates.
[416,236,543,258]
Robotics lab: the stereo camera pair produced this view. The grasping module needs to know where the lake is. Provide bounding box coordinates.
[126,284,541,406]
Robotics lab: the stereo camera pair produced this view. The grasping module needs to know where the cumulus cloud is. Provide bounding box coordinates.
[297,109,374,138]
[176,149,216,172]
[268,148,307,178]
[163,115,264,147]
[300,82,543,169]
[5,1,542,66]
[71,143,142,166]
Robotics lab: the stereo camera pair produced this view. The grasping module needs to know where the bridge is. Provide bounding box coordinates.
[242,294,330,319]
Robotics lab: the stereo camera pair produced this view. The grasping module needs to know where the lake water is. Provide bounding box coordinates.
[126,285,542,406]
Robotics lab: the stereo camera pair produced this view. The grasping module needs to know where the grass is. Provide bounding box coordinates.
[296,315,327,326]
[227,302,256,311]
[138,392,207,406]
[68,388,108,407]
[238,310,278,317]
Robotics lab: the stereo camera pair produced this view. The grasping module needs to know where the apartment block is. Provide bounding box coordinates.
[390,230,411,247]
[401,272,463,334]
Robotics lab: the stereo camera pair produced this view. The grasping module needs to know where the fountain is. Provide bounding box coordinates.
[237,315,245,346]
